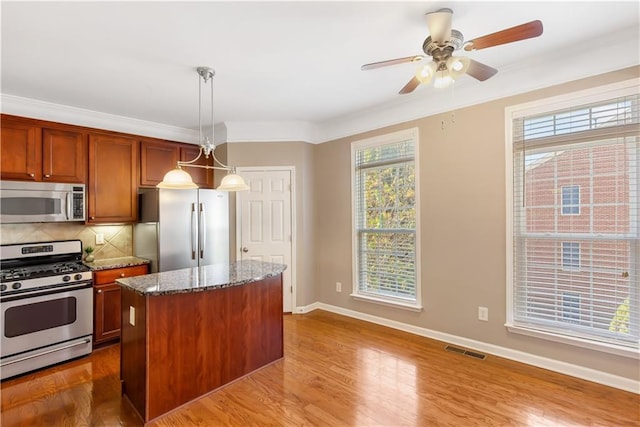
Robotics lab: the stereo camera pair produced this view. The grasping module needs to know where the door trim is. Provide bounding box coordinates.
[235,166,297,313]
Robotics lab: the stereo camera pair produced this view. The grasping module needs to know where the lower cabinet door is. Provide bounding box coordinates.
[94,283,121,344]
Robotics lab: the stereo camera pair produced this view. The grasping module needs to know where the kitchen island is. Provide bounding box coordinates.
[116,260,286,423]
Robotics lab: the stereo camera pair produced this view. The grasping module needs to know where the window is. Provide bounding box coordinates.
[351,128,420,310]
[562,292,581,323]
[561,242,580,270]
[561,185,580,215]
[506,80,639,356]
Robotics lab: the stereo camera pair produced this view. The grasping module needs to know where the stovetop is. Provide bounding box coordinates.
[0,240,93,296]
[1,261,90,282]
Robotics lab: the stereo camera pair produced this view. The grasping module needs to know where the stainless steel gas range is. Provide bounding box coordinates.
[0,240,93,380]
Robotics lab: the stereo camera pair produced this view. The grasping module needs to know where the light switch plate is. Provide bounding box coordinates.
[129,306,135,326]
[96,233,105,245]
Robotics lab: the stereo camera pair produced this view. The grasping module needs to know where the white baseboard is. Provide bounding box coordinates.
[295,302,639,394]
[295,302,321,314]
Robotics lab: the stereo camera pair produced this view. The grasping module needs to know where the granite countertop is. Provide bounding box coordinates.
[85,256,150,271]
[116,260,287,296]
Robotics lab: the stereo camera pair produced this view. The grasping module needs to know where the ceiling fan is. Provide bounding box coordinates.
[361,8,543,94]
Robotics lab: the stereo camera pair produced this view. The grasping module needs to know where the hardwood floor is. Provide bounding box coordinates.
[1,310,638,426]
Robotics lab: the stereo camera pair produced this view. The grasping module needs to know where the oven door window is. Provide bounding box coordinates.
[4,297,77,337]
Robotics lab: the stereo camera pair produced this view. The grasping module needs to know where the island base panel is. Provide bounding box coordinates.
[121,274,283,423]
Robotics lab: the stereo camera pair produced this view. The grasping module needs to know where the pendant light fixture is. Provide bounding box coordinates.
[157,67,249,191]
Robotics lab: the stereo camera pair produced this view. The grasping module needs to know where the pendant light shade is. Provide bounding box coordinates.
[217,173,250,192]
[157,167,198,189]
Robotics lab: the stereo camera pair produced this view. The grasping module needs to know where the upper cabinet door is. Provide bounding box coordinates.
[180,144,214,188]
[42,128,86,183]
[0,120,42,181]
[88,134,139,223]
[140,140,180,187]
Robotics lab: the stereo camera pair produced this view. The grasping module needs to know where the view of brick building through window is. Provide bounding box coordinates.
[523,142,633,335]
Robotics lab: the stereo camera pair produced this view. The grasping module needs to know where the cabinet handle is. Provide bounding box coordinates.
[90,216,95,220]
[120,273,125,277]
[44,174,51,178]
[97,289,102,293]
[28,173,35,178]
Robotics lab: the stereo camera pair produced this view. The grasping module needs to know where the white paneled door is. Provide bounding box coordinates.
[236,168,294,312]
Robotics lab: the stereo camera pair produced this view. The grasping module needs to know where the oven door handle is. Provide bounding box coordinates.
[0,338,91,367]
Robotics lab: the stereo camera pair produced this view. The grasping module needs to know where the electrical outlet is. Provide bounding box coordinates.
[336,282,342,292]
[478,306,489,321]
[96,233,105,245]
[129,306,136,326]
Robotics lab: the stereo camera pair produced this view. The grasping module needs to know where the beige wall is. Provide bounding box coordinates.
[313,66,640,381]
[225,141,317,306]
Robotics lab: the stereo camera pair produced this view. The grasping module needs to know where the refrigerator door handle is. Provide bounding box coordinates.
[199,203,206,259]
[190,203,196,259]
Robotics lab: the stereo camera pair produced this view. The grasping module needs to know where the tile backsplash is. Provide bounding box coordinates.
[0,223,133,260]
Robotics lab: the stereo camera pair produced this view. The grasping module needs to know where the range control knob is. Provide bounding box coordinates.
[74,274,83,281]
[1,284,7,292]
[62,275,71,282]
[12,282,21,290]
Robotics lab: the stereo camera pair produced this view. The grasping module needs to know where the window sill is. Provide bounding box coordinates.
[506,323,639,359]
[350,293,423,312]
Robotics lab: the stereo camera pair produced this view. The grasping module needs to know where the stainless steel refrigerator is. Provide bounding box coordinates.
[134,188,229,273]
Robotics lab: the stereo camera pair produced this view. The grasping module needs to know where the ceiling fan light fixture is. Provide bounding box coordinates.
[434,69,454,89]
[446,56,470,79]
[415,62,437,84]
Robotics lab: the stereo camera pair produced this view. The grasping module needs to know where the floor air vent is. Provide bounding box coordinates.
[444,345,487,360]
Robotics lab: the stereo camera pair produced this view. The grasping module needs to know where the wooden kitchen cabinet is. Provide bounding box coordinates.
[0,117,86,183]
[140,140,180,187]
[93,264,148,345]
[88,134,139,223]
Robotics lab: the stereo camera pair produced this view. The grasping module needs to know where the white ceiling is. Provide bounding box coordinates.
[2,1,639,143]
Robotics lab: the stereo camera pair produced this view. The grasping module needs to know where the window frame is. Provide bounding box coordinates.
[505,78,640,359]
[350,128,422,311]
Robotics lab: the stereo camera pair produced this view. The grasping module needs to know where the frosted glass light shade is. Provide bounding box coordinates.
[434,70,453,89]
[217,173,249,191]
[415,62,437,84]
[157,168,198,189]
[446,56,470,80]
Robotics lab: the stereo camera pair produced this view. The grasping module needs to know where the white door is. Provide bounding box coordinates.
[236,168,294,312]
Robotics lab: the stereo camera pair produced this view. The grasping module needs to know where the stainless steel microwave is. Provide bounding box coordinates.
[0,181,86,223]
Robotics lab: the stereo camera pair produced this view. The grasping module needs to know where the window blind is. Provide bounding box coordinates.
[353,137,417,302]
[512,92,639,348]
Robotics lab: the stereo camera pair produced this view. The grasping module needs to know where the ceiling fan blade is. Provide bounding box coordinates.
[464,20,543,51]
[361,55,424,71]
[466,59,498,81]
[399,77,421,94]
[425,8,453,44]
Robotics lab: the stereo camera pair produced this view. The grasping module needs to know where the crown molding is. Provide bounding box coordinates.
[0,94,199,143]
[222,121,321,144]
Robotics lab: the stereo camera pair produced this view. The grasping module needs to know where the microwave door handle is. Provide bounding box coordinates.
[65,192,72,220]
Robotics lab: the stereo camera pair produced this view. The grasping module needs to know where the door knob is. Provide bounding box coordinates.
[242,247,249,253]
